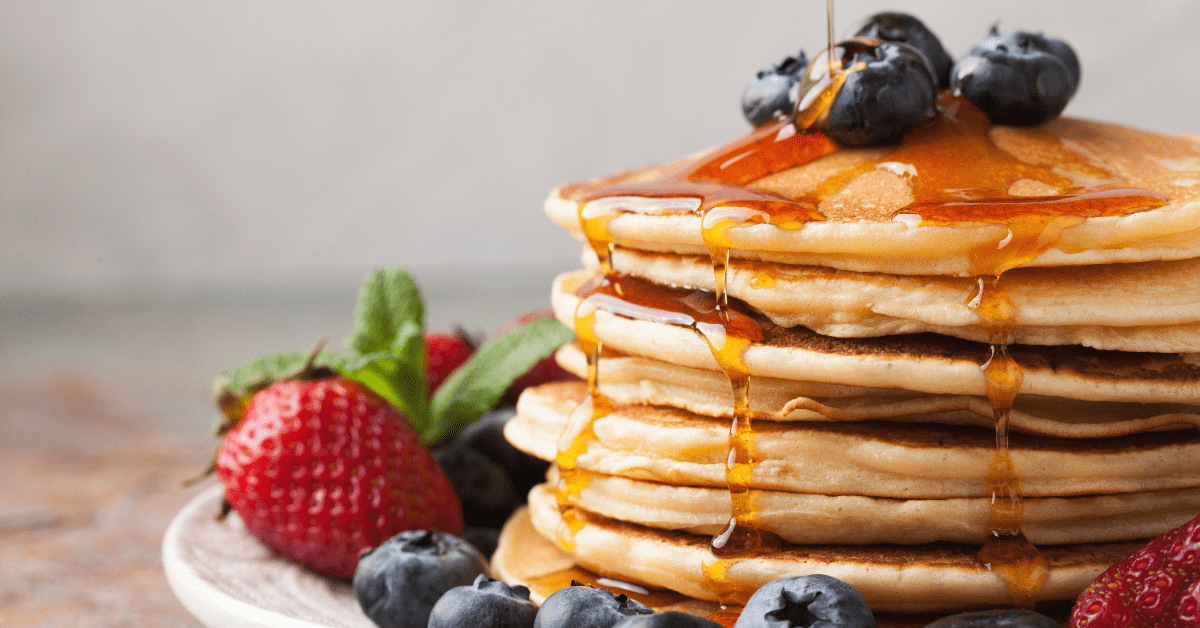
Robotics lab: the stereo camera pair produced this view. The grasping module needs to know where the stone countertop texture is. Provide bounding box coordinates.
[0,372,209,628]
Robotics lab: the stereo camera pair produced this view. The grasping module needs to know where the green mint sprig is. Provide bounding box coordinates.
[214,266,574,446]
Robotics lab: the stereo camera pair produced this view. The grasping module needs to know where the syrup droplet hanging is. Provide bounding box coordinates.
[968,275,1049,608]
[554,200,622,552]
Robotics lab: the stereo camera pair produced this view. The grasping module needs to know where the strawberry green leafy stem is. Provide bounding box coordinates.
[214,266,574,447]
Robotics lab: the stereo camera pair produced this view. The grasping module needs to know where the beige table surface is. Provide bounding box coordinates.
[0,280,548,627]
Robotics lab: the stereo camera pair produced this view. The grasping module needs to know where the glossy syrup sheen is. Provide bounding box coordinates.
[553,272,617,553]
[969,278,1050,607]
[564,94,1166,237]
[555,41,1170,613]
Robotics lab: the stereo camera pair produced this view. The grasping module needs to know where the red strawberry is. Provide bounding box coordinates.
[425,331,475,396]
[1070,512,1200,627]
[216,375,462,580]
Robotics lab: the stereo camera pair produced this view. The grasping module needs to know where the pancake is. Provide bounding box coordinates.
[595,247,1200,352]
[547,117,1200,277]
[491,505,718,613]
[491,506,1076,628]
[554,342,1200,438]
[548,467,1200,546]
[523,484,1143,614]
[553,270,1200,404]
[509,382,1200,498]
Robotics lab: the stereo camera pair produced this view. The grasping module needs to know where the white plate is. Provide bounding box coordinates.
[162,484,375,628]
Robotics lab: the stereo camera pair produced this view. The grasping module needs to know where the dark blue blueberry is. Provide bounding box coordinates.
[460,526,501,560]
[1038,39,1079,95]
[534,581,654,628]
[353,530,489,628]
[733,574,876,628]
[977,28,1080,95]
[613,611,723,628]
[742,51,810,127]
[821,39,938,147]
[435,439,522,528]
[951,29,1077,126]
[428,574,538,628]
[922,609,1061,628]
[855,12,953,89]
[453,407,550,497]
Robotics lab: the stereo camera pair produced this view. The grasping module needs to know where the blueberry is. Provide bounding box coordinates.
[733,574,876,628]
[1030,35,1080,94]
[922,609,1061,628]
[855,12,953,89]
[821,39,938,147]
[428,574,538,628]
[435,441,522,528]
[460,526,501,560]
[974,28,1080,95]
[457,407,551,494]
[951,29,1077,126]
[436,407,553,528]
[353,530,489,628]
[613,611,723,628]
[534,581,654,628]
[742,50,810,127]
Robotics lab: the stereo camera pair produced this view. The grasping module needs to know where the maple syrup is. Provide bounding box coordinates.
[554,271,616,552]
[521,563,741,628]
[968,278,1050,607]
[552,1,1169,613]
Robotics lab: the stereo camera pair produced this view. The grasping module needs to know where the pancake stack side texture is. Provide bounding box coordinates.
[504,103,1200,615]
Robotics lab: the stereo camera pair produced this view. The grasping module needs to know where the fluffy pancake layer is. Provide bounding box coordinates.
[552,270,1200,404]
[547,118,1200,276]
[524,484,1143,613]
[509,382,1200,500]
[491,507,1079,627]
[553,342,1200,438]
[547,466,1200,546]
[596,247,1200,352]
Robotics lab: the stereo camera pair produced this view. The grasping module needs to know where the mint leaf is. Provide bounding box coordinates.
[341,267,429,426]
[216,349,348,398]
[343,352,429,430]
[424,318,574,446]
[345,267,425,371]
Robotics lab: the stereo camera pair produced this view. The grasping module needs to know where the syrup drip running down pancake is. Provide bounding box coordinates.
[511,383,1200,501]
[542,467,1200,546]
[521,484,1145,614]
[551,343,1200,438]
[549,272,1200,405]
[593,247,1200,352]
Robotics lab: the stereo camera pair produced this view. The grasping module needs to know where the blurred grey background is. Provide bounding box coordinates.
[3,1,1198,301]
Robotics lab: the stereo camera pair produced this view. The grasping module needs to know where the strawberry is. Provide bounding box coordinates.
[425,330,476,396]
[205,267,575,581]
[1070,511,1200,627]
[216,373,462,580]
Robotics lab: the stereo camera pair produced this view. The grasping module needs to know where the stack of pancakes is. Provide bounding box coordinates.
[496,98,1200,616]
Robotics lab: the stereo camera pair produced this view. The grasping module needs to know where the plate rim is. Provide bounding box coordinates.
[162,483,347,628]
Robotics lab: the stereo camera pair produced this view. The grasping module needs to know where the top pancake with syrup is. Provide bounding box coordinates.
[545,95,1200,277]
